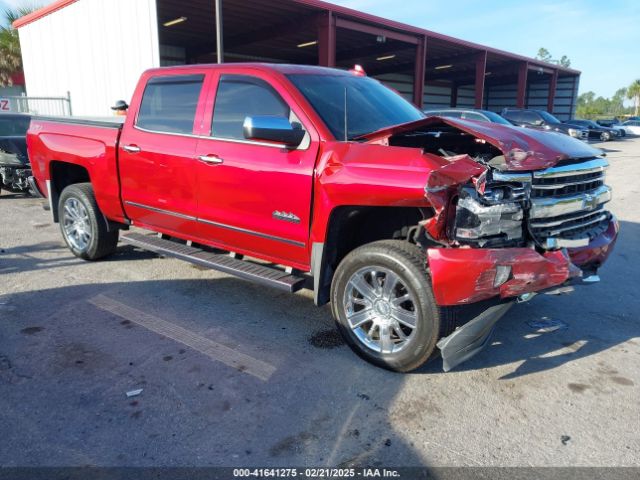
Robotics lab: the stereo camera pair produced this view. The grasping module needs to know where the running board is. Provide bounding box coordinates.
[121,232,306,293]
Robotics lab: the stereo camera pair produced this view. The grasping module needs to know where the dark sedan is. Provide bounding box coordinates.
[501,108,589,140]
[424,108,514,126]
[0,113,33,195]
[565,119,620,142]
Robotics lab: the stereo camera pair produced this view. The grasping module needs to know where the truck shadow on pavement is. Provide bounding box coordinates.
[0,243,158,275]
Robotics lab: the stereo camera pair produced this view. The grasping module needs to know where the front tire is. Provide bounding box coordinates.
[58,183,119,260]
[330,240,457,372]
[600,132,611,142]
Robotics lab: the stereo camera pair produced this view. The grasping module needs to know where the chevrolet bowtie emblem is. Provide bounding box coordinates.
[272,211,301,224]
[583,193,598,211]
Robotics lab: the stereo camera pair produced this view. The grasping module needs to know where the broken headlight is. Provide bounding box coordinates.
[454,186,525,248]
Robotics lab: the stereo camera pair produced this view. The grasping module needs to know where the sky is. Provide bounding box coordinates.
[2,0,638,98]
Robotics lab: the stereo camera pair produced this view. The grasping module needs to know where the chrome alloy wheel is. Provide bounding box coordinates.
[343,266,419,354]
[62,197,92,251]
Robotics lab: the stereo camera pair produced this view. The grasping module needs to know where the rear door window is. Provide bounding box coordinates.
[212,75,291,140]
[136,74,205,134]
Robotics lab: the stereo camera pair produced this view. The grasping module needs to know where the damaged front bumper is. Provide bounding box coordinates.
[428,214,619,307]
[431,216,618,371]
[428,246,578,306]
[427,217,619,306]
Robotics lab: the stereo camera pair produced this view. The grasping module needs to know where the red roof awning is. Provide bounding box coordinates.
[12,0,78,29]
[10,71,25,86]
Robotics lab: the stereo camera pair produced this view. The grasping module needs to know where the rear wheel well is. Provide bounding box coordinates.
[314,206,431,305]
[49,161,90,222]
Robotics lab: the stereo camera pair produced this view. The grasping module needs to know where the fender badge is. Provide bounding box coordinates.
[272,211,301,224]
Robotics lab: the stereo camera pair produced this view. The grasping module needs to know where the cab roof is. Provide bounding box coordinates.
[143,63,355,77]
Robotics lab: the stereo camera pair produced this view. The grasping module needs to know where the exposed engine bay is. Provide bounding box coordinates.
[389,123,505,167]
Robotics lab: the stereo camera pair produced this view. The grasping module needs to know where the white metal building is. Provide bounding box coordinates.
[17,0,160,116]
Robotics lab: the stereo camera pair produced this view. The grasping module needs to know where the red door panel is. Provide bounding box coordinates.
[119,130,200,236]
[195,139,317,267]
[194,72,319,268]
[119,71,210,237]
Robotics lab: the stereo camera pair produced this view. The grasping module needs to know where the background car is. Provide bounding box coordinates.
[501,108,589,140]
[0,113,33,195]
[564,119,620,141]
[424,108,513,126]
[616,120,640,135]
[596,119,626,137]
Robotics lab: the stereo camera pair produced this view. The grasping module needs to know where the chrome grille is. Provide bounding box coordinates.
[527,158,611,249]
[530,171,605,198]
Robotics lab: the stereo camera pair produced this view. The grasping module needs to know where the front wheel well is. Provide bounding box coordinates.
[49,161,90,222]
[314,206,431,306]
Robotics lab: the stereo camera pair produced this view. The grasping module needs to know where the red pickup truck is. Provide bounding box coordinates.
[27,64,618,372]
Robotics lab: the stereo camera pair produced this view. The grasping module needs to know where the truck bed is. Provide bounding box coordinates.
[27,116,127,223]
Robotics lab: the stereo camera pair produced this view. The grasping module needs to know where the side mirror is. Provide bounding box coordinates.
[243,116,305,148]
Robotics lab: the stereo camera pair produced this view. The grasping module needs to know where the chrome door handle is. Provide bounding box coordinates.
[123,145,141,153]
[198,155,224,165]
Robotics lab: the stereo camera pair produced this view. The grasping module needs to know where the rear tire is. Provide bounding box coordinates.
[600,132,611,142]
[330,240,457,372]
[58,183,119,260]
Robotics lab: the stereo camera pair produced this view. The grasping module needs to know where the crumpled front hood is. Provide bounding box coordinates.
[359,116,602,171]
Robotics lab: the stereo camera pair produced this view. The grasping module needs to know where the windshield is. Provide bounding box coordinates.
[287,74,424,140]
[538,111,561,124]
[482,111,513,126]
[0,115,30,137]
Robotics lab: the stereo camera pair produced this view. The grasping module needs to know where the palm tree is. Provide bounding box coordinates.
[628,79,640,117]
[0,7,37,87]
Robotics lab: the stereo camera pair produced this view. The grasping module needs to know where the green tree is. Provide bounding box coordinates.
[627,79,640,116]
[576,88,634,119]
[0,7,37,87]
[611,88,627,116]
[558,55,571,68]
[535,48,553,63]
[576,91,599,119]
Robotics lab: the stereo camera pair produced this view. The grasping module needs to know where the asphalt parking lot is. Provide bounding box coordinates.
[1,138,638,468]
